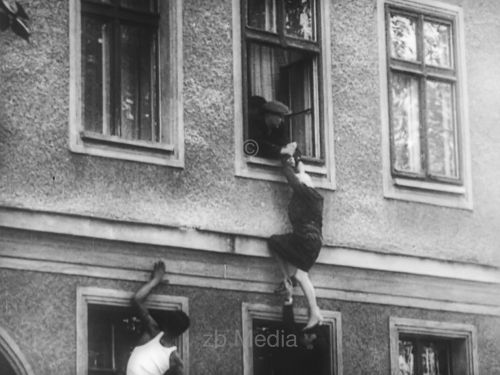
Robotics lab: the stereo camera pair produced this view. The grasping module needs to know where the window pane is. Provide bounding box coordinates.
[390,73,422,174]
[120,0,156,13]
[390,14,417,61]
[247,0,277,32]
[399,339,415,375]
[246,43,319,159]
[285,0,316,41]
[421,341,450,375]
[285,61,318,158]
[424,21,452,68]
[426,80,458,179]
[120,24,157,141]
[81,16,112,134]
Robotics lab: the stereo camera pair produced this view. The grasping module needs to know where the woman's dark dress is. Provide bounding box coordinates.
[269,165,324,272]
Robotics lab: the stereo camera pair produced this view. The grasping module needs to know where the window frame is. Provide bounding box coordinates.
[241,302,343,375]
[0,326,36,375]
[76,287,189,375]
[389,317,478,375]
[378,0,472,209]
[69,0,184,167]
[233,0,336,190]
[386,6,461,185]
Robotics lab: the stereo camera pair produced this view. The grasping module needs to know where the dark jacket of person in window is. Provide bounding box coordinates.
[247,96,291,159]
[271,298,330,375]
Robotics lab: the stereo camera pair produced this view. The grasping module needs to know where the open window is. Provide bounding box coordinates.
[242,303,342,375]
[234,0,335,189]
[76,287,189,375]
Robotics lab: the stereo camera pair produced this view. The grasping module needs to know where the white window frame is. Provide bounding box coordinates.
[389,317,478,375]
[232,0,336,190]
[76,287,189,375]
[241,302,343,375]
[69,0,184,167]
[378,0,473,209]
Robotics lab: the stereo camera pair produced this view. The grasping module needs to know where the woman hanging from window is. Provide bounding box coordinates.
[269,142,324,330]
[126,261,189,375]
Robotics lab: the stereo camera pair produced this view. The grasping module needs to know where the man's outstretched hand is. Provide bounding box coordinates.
[151,260,166,283]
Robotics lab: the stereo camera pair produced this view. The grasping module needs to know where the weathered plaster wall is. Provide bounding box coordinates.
[1,268,499,375]
[0,0,499,264]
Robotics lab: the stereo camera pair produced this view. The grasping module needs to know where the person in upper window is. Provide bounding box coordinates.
[247,96,291,159]
[269,142,324,331]
[126,261,189,375]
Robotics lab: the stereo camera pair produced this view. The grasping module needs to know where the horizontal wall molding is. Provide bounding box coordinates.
[0,205,498,284]
[1,206,500,318]
[1,255,500,316]
[1,219,499,315]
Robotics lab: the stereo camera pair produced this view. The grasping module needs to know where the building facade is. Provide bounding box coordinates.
[1,0,499,374]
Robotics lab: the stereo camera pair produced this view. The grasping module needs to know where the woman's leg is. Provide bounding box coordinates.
[271,250,291,281]
[294,269,323,329]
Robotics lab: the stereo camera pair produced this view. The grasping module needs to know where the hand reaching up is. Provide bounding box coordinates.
[151,260,166,283]
[280,142,297,156]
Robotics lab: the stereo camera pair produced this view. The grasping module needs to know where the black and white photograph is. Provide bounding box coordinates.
[0,0,499,374]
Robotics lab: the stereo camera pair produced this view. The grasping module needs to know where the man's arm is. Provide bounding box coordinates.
[166,351,184,375]
[131,261,166,337]
[256,137,283,159]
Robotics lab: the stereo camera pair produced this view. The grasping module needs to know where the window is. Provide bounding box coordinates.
[241,303,342,375]
[77,287,189,375]
[379,0,472,208]
[390,317,478,375]
[70,0,183,167]
[0,326,35,375]
[233,0,335,189]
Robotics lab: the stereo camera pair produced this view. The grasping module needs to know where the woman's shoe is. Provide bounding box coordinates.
[274,278,293,295]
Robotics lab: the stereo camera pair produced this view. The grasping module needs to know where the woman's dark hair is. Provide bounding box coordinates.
[159,310,190,338]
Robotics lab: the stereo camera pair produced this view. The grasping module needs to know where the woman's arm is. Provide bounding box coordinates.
[131,261,166,337]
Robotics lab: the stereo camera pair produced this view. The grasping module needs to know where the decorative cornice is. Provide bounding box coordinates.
[0,205,498,284]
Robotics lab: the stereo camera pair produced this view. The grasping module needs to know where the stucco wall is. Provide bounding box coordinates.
[1,268,499,375]
[0,0,499,264]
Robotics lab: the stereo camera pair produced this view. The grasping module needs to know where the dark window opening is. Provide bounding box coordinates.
[87,304,178,375]
[252,318,332,375]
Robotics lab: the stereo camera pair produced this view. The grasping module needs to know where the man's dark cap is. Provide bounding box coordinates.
[263,101,291,115]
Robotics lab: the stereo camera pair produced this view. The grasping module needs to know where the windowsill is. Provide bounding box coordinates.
[69,131,183,167]
[81,131,175,153]
[384,176,472,210]
[240,155,335,190]
[245,155,328,175]
[393,177,466,195]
